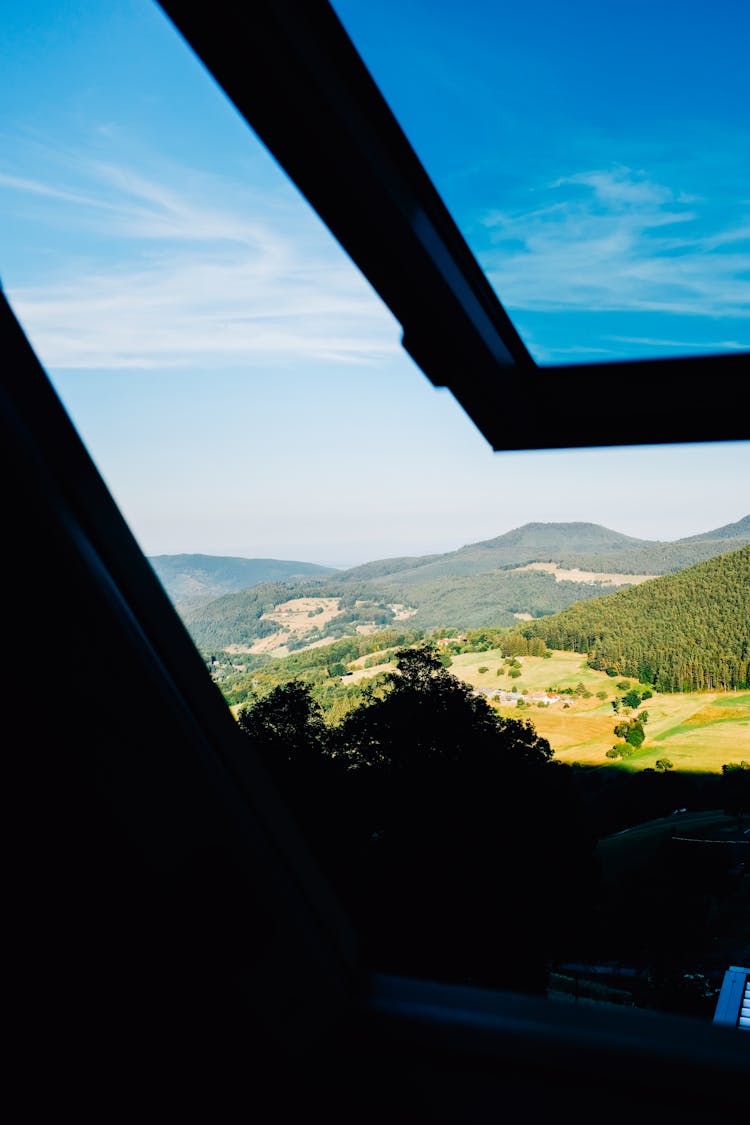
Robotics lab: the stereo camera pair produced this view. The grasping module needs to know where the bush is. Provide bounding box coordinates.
[622,689,643,709]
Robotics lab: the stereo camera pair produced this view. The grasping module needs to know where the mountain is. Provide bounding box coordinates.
[177,517,750,652]
[523,546,750,692]
[324,517,750,586]
[334,522,647,586]
[677,513,750,543]
[148,554,337,609]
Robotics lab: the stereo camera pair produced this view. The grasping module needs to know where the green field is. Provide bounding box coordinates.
[244,645,749,773]
[446,650,750,773]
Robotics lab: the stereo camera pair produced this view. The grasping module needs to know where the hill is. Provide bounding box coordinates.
[522,546,750,692]
[177,517,750,653]
[334,522,646,585]
[148,554,337,608]
[679,513,750,543]
[331,516,750,585]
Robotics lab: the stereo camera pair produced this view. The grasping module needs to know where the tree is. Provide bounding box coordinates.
[332,644,553,772]
[328,644,595,994]
[235,680,347,880]
[613,716,646,752]
[626,723,645,749]
[622,688,643,709]
[236,644,599,998]
[236,680,330,770]
[655,759,673,772]
[721,761,750,823]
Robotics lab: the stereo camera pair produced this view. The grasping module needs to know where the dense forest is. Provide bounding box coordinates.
[545,534,750,575]
[522,546,750,691]
[309,566,610,631]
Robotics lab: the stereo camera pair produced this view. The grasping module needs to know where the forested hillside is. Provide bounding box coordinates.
[149,553,336,607]
[181,581,296,647]
[383,568,610,630]
[554,530,750,575]
[178,517,750,652]
[335,522,646,584]
[523,546,750,691]
[331,516,750,583]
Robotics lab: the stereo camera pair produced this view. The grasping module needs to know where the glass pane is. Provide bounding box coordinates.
[332,0,750,363]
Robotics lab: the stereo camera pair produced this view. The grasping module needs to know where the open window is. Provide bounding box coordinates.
[4,1,748,1119]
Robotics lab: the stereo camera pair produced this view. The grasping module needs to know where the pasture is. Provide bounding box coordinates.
[449,651,750,773]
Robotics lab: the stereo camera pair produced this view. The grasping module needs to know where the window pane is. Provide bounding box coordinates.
[332,0,750,363]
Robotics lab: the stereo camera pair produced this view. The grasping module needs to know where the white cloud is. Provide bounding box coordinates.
[550,168,674,207]
[1,153,400,368]
[482,167,750,319]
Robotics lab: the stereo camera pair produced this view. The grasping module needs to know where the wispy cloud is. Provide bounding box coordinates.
[606,335,750,351]
[0,170,123,212]
[481,166,750,320]
[1,153,400,368]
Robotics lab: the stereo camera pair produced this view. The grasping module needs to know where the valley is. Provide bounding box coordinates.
[343,648,750,772]
[151,516,748,774]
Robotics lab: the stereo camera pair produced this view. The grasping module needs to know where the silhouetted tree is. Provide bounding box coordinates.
[236,647,600,997]
[328,646,597,994]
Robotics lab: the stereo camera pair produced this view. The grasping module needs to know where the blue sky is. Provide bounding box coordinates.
[1,0,748,566]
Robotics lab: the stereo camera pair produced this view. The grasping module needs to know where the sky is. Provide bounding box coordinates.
[1,0,748,567]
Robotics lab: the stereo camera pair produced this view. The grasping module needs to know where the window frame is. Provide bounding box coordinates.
[159,0,749,451]
[4,0,748,1115]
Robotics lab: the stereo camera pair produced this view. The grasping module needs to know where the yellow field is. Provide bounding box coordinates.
[447,650,750,773]
[325,646,749,772]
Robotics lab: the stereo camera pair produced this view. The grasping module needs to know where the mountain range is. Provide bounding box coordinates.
[150,516,750,653]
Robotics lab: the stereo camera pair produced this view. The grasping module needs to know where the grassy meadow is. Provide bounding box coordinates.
[348,648,750,773]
